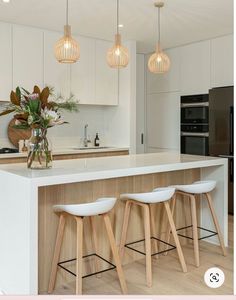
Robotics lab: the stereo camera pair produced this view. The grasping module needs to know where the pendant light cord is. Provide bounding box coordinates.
[158,6,161,44]
[117,0,119,35]
[66,0,69,25]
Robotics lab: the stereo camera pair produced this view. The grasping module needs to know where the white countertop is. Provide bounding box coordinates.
[0,146,129,159]
[0,152,227,187]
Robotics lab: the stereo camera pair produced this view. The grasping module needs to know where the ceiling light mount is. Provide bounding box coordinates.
[154,2,164,8]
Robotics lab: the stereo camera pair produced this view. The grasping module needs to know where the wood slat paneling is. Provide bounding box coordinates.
[38,168,200,293]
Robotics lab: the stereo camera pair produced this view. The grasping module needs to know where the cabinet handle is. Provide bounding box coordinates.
[141,133,144,145]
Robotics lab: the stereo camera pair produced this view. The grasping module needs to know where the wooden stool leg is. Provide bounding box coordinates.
[75,217,83,295]
[103,213,128,294]
[48,213,66,294]
[149,204,159,259]
[164,201,187,273]
[205,192,227,256]
[143,204,152,287]
[164,195,176,256]
[119,200,132,260]
[190,195,200,267]
[90,216,102,278]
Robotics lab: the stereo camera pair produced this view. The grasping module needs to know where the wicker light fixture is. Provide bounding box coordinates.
[148,2,170,74]
[54,0,80,63]
[107,0,129,68]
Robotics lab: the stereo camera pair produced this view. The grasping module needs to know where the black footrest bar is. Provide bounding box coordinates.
[176,225,218,241]
[125,236,176,256]
[58,253,116,279]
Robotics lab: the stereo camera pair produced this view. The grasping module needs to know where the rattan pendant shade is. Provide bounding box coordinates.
[148,2,170,74]
[107,34,129,68]
[54,0,80,64]
[148,43,170,73]
[107,0,129,68]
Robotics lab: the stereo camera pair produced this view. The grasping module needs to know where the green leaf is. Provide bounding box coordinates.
[13,124,30,130]
[0,109,15,116]
[28,99,41,113]
[33,86,41,95]
[21,87,30,95]
[10,91,20,106]
[16,87,21,102]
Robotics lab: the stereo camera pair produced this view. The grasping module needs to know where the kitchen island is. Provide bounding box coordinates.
[0,152,228,295]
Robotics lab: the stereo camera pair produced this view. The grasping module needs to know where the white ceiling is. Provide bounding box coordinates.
[0,0,233,53]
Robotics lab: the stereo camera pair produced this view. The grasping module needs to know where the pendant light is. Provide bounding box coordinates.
[107,0,129,68]
[54,0,80,63]
[148,2,170,74]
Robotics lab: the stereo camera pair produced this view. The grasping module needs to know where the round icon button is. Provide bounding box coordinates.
[204,267,225,288]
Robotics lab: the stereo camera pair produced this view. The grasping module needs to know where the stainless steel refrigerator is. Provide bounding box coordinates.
[209,86,234,214]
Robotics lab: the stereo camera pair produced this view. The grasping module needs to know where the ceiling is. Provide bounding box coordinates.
[0,0,233,53]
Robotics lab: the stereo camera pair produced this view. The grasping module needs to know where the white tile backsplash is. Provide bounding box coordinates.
[0,103,110,149]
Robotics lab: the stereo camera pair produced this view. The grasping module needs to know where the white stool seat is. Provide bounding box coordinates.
[54,197,117,217]
[174,180,216,194]
[120,187,175,204]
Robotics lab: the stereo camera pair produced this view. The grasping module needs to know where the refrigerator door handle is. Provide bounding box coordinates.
[230,108,233,155]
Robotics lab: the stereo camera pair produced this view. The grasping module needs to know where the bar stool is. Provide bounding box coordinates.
[48,198,127,295]
[166,180,227,268]
[119,187,187,288]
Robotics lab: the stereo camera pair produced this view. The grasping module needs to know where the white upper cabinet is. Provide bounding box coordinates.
[211,35,233,88]
[0,22,12,101]
[180,40,211,95]
[12,25,44,91]
[147,47,181,94]
[71,36,96,104]
[44,31,71,97]
[95,40,118,105]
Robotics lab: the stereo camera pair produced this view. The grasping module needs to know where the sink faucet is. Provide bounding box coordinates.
[83,124,89,147]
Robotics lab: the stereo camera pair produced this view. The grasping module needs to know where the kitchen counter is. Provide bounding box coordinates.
[0,152,228,295]
[0,146,129,159]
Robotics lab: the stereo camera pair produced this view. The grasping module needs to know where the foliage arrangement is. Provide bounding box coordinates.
[0,86,79,169]
[0,85,79,130]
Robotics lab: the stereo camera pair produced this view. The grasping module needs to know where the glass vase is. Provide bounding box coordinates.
[27,128,52,169]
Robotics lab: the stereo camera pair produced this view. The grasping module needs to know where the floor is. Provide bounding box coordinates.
[51,215,233,295]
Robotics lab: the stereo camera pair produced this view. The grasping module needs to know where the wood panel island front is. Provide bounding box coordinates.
[0,152,228,295]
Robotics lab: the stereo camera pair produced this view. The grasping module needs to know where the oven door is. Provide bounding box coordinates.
[181,133,209,156]
[181,104,209,124]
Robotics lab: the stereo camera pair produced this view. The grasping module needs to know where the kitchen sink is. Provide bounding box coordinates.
[73,147,111,150]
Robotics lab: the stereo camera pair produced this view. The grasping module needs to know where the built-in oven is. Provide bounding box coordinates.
[181,132,209,156]
[181,94,209,124]
[180,94,209,156]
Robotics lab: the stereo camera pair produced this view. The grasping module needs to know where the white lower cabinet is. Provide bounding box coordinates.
[211,35,234,88]
[0,22,12,101]
[95,40,118,105]
[146,92,180,151]
[13,25,44,91]
[44,31,71,97]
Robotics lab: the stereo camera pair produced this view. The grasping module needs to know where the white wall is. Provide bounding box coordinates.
[0,103,107,148]
[144,34,233,153]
